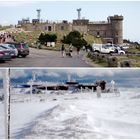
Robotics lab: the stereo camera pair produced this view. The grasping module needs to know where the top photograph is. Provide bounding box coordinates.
[0,1,140,67]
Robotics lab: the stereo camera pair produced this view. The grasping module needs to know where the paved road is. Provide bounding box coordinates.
[0,48,92,67]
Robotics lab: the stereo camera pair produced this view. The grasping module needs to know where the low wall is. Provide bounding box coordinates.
[87,52,132,67]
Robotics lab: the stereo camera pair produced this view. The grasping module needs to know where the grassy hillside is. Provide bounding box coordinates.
[12,30,101,46]
[83,34,102,45]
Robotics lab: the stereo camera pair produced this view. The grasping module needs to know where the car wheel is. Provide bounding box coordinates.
[94,51,99,54]
[0,60,5,63]
[120,52,124,55]
[22,55,27,58]
[109,52,113,56]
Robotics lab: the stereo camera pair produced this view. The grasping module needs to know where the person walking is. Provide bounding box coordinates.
[61,43,65,57]
[69,43,73,57]
[77,46,80,57]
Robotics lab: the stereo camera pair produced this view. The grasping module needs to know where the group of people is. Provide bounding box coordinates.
[0,33,15,43]
[61,43,81,58]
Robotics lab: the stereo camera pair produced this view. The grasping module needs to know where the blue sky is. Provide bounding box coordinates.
[0,1,140,42]
[0,68,140,88]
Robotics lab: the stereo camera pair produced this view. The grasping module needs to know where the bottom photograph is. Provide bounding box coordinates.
[0,68,140,139]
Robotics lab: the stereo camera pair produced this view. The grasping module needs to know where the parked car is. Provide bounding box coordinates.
[0,45,11,62]
[120,44,130,50]
[114,45,125,55]
[0,43,18,57]
[92,44,115,54]
[0,45,15,58]
[0,50,7,62]
[92,43,125,55]
[7,42,29,57]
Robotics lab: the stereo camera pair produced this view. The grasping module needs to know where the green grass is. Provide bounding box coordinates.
[115,55,140,67]
[86,52,140,67]
[11,30,101,50]
[126,44,140,53]
[0,26,12,31]
[127,55,140,67]
[94,60,108,67]
[83,34,102,45]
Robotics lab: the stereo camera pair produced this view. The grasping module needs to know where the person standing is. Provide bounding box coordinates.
[69,43,73,57]
[96,85,101,98]
[77,46,80,57]
[61,43,65,57]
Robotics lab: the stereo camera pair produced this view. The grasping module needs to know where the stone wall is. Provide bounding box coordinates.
[87,23,111,38]
[72,25,88,33]
[20,15,123,44]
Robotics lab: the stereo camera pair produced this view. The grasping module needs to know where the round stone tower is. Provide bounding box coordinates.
[109,15,123,44]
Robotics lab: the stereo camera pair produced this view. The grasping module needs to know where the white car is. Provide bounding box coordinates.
[92,43,125,55]
[115,47,125,55]
[92,44,115,54]
[114,45,125,55]
[120,43,129,50]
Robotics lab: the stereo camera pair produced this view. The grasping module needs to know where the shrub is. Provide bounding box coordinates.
[38,33,57,45]
[62,30,87,48]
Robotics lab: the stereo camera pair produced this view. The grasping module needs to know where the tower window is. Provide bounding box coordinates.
[61,26,64,30]
[48,26,52,31]
[97,31,100,37]
[97,32,100,36]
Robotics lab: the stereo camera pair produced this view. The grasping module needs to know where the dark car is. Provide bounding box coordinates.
[7,42,29,57]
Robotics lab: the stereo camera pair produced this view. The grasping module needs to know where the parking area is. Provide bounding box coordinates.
[0,48,91,67]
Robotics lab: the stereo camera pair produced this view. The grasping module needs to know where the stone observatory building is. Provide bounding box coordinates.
[17,9,123,44]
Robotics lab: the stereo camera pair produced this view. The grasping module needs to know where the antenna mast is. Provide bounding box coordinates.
[77,8,81,19]
[36,9,41,22]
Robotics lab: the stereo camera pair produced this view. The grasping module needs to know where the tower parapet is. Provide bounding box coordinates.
[109,15,123,21]
[73,19,89,25]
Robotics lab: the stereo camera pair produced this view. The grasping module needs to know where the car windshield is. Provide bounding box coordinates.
[0,45,8,49]
[0,46,6,50]
[103,44,114,48]
[15,43,28,49]
[8,44,16,49]
[106,45,113,48]
[22,43,29,48]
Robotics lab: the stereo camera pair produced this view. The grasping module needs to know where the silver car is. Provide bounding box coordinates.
[0,43,18,57]
[0,45,11,62]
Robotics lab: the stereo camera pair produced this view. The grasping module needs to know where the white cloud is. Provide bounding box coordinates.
[32,70,47,77]
[67,69,114,77]
[1,68,139,81]
[29,69,60,78]
[10,69,28,79]
[45,68,140,78]
[46,72,60,77]
[46,69,115,78]
[0,69,27,79]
